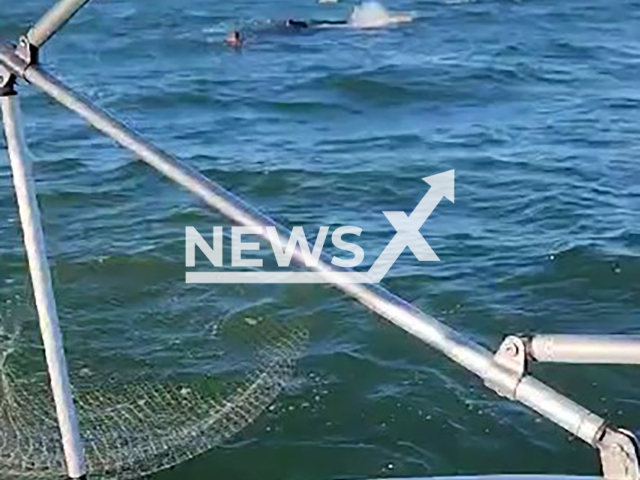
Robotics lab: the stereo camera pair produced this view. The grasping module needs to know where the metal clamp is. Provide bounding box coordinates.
[494,335,528,377]
[598,428,640,480]
[485,335,528,399]
[16,36,39,66]
[0,37,39,97]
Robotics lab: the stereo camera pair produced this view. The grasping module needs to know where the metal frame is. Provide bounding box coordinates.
[0,2,638,480]
[1,94,86,480]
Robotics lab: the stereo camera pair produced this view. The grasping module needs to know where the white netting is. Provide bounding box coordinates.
[0,314,306,479]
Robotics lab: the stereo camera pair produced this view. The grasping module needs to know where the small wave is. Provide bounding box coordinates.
[348,1,413,28]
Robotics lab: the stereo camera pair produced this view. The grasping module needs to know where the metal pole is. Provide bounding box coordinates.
[530,335,640,365]
[19,64,607,448]
[26,0,92,49]
[1,94,86,479]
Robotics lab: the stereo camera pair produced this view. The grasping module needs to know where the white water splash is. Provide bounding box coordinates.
[348,1,413,28]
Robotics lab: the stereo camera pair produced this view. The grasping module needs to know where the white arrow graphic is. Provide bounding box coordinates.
[366,170,455,283]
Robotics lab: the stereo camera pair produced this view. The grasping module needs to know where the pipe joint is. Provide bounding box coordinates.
[0,43,31,80]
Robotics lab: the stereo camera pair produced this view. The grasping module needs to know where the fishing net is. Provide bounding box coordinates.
[0,307,307,480]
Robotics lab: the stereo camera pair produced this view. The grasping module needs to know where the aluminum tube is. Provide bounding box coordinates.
[1,95,86,478]
[22,65,607,447]
[531,335,640,365]
[516,377,605,446]
[26,0,92,48]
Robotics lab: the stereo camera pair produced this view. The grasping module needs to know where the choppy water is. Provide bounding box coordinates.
[1,0,639,479]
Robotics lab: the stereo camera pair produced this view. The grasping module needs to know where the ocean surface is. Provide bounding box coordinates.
[1,0,639,479]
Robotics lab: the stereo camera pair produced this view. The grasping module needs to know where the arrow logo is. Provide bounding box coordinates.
[366,170,455,283]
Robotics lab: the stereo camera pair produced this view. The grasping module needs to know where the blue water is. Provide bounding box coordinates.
[1,0,639,479]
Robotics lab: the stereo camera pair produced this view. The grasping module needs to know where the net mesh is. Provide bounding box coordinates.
[0,313,306,479]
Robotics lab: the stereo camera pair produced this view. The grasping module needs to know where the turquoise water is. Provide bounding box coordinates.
[1,0,639,479]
